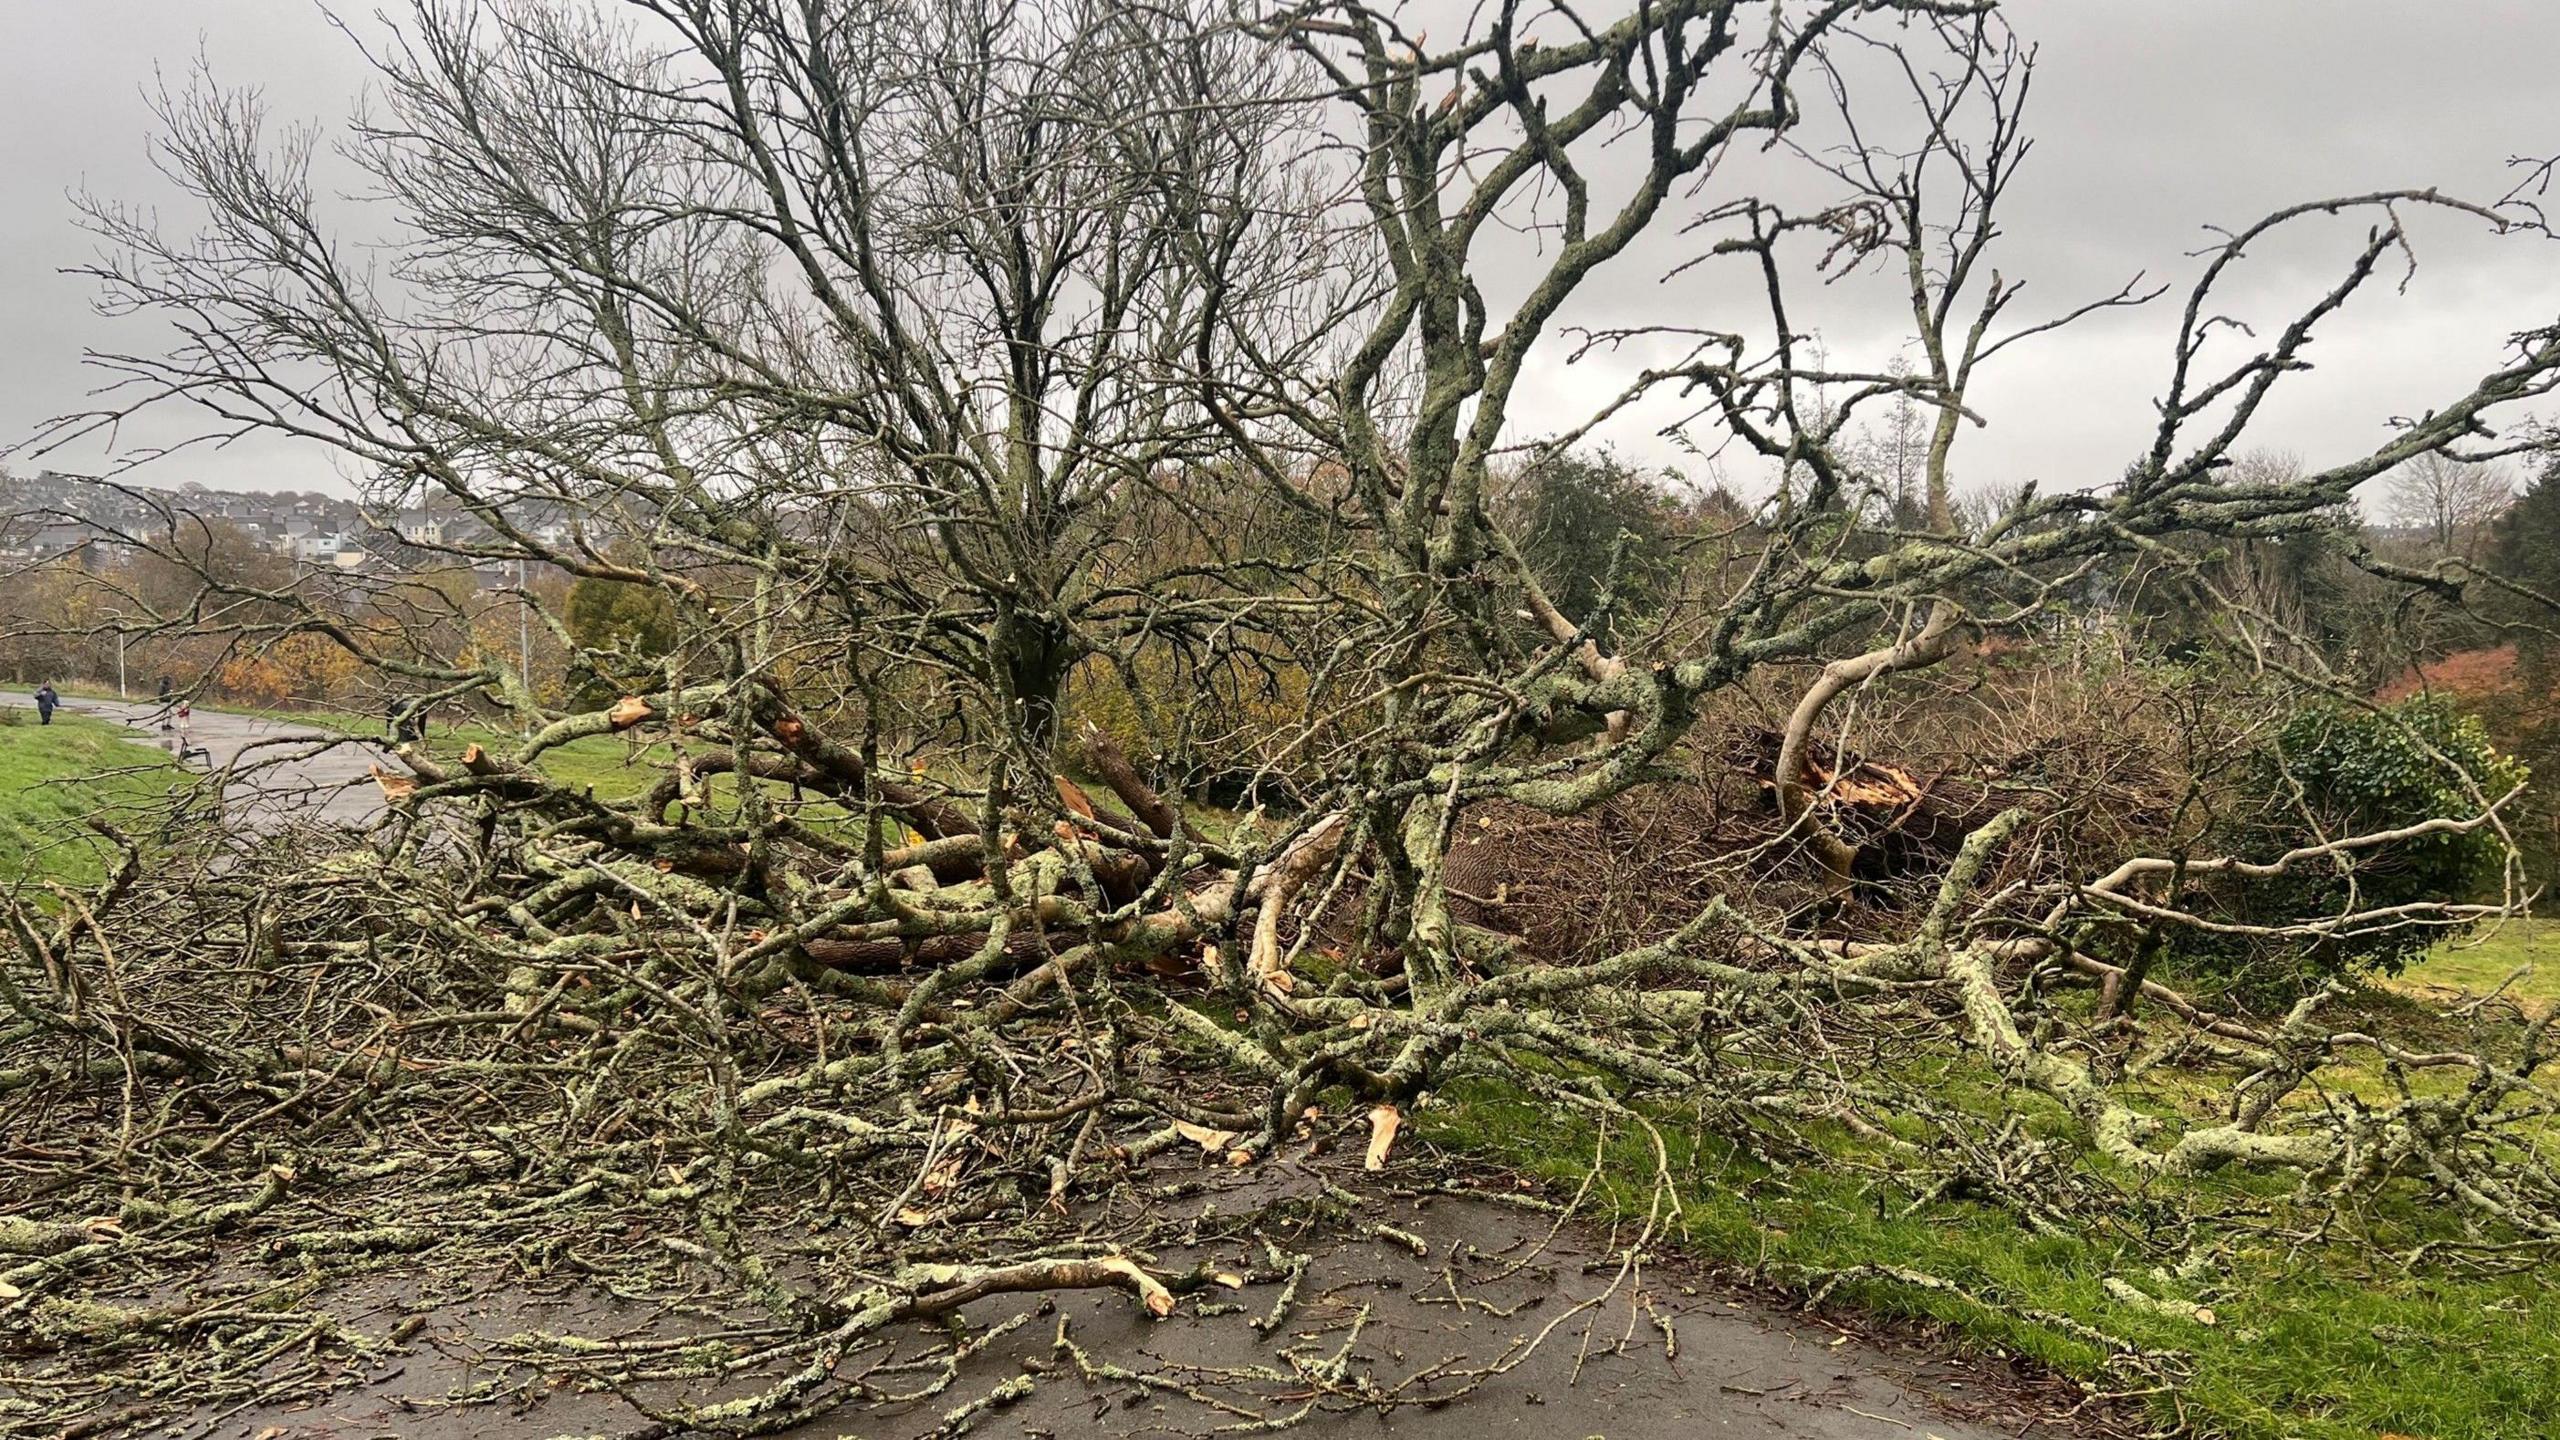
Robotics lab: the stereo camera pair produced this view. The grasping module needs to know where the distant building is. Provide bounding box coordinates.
[5,471,553,584]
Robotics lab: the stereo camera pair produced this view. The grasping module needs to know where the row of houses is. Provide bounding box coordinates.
[0,471,578,578]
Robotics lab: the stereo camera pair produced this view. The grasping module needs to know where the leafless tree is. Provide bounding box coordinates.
[2375,451,2517,557]
[1848,353,1930,523]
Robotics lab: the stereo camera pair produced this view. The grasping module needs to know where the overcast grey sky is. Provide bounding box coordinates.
[1,1,2554,498]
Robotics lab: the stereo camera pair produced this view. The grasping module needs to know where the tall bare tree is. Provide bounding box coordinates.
[2375,451,2517,557]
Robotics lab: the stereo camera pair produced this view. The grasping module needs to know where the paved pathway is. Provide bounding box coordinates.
[32,695,393,831]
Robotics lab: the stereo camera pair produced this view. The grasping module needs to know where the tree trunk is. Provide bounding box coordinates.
[999,616,1078,757]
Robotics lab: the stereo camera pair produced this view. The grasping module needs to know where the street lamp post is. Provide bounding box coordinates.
[519,556,532,700]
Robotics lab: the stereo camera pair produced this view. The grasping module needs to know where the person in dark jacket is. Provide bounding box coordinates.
[385,696,428,744]
[32,683,59,724]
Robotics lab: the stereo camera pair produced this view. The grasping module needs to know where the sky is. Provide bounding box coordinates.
[0,0,2554,499]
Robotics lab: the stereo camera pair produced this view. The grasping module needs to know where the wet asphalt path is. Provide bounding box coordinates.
[23,695,393,831]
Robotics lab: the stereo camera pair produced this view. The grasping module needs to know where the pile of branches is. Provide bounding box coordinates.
[5,723,2558,1434]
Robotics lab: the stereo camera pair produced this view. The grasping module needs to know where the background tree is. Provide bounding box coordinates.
[562,571,677,700]
[1847,354,1931,525]
[1502,449,1681,626]
[2373,452,2516,558]
[2486,455,2560,676]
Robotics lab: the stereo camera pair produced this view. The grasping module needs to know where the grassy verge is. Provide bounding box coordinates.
[0,711,197,888]
[1426,954,2560,1440]
[2391,917,2558,1015]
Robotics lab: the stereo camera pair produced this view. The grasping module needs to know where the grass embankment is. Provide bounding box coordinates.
[1429,933,2560,1440]
[0,711,195,888]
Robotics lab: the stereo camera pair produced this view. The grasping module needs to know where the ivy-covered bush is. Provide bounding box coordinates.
[2201,696,2526,983]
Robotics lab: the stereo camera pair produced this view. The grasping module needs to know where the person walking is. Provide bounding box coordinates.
[174,702,210,765]
[32,683,59,725]
[156,675,176,731]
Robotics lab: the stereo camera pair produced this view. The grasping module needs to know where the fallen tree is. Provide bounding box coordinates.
[7,1,2560,1434]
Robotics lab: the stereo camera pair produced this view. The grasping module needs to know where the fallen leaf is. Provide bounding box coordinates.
[1364,1103,1403,1171]
[1174,1120,1240,1154]
[1214,1272,1245,1289]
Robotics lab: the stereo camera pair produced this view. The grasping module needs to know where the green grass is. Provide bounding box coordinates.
[1428,1065,2560,1440]
[0,711,197,889]
[1423,932,2560,1440]
[2392,917,2559,1015]
[1421,930,2560,1440]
